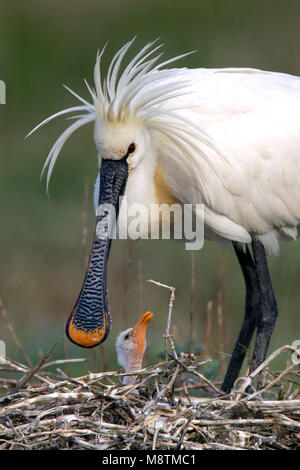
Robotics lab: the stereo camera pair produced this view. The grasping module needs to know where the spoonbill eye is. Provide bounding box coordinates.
[124,333,130,340]
[127,143,136,155]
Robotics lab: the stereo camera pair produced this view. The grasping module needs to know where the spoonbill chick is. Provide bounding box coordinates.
[115,311,153,385]
[29,39,300,392]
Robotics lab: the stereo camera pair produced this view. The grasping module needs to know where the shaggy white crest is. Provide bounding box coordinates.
[27,38,220,197]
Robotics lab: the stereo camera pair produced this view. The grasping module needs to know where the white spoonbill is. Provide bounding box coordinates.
[115,311,153,385]
[28,39,300,393]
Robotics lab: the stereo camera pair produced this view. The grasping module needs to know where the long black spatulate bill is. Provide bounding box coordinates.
[66,156,129,348]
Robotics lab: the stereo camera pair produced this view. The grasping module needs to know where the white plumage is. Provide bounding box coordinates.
[29,39,300,255]
[30,39,300,391]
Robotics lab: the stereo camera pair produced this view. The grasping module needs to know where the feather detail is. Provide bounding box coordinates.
[41,113,95,190]
[28,39,221,190]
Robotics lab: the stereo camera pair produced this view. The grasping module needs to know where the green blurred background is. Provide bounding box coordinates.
[1,0,300,379]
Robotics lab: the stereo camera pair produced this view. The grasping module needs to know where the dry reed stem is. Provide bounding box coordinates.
[217,249,226,379]
[137,260,144,317]
[0,296,32,367]
[0,345,300,450]
[122,241,133,329]
[202,300,213,356]
[188,252,196,354]
[147,279,176,361]
[232,344,300,402]
[14,343,58,391]
[1,276,299,450]
[1,342,298,450]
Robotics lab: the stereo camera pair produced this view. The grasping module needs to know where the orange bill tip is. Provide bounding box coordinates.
[133,311,153,356]
[141,311,153,324]
[67,320,107,348]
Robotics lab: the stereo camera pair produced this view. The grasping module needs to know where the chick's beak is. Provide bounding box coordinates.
[132,311,153,357]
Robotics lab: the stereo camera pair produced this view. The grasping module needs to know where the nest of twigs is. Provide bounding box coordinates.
[0,343,299,450]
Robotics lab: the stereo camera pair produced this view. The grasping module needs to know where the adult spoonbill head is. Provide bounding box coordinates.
[29,39,300,392]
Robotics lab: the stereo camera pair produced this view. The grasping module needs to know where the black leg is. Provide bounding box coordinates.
[249,239,279,377]
[222,239,279,394]
[221,243,260,393]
